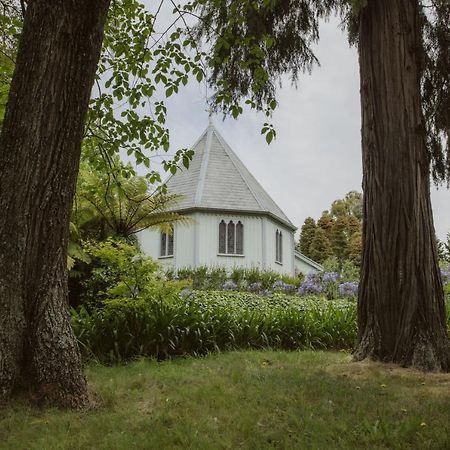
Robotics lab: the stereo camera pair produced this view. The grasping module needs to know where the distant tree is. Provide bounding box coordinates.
[309,227,333,264]
[347,231,362,267]
[330,216,350,262]
[300,192,362,265]
[298,217,317,257]
[331,191,363,220]
[317,212,335,241]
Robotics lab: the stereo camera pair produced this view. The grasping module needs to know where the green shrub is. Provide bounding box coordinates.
[445,284,450,304]
[206,266,227,289]
[167,266,304,291]
[72,291,357,363]
[77,238,159,308]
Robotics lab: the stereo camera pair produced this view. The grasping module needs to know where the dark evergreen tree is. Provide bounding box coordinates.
[309,227,333,264]
[317,212,335,241]
[330,216,349,263]
[298,217,317,257]
[347,231,362,266]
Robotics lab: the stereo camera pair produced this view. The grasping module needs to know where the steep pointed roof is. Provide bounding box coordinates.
[165,123,296,231]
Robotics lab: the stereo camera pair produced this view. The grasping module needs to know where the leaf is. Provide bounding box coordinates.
[266,130,274,145]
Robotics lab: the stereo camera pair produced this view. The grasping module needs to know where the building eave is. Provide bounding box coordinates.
[294,250,323,271]
[170,206,297,232]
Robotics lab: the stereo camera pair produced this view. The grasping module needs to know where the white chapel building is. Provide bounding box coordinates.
[138,123,321,276]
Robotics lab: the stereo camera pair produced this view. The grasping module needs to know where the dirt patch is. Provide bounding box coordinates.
[325,356,450,397]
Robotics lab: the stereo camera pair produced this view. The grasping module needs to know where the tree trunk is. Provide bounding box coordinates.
[0,0,110,407]
[355,0,450,371]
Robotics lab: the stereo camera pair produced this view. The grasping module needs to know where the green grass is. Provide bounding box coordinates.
[2,351,450,449]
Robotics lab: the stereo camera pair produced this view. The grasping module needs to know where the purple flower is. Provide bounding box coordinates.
[259,289,273,297]
[297,274,323,296]
[338,282,359,299]
[272,280,295,293]
[248,282,262,292]
[323,272,339,284]
[305,272,321,283]
[222,280,238,291]
[441,266,450,284]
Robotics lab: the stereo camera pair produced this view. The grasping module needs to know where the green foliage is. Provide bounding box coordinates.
[74,238,159,308]
[194,0,450,183]
[331,191,363,220]
[309,227,333,264]
[74,156,187,240]
[72,291,357,363]
[85,0,202,182]
[298,191,363,265]
[0,1,20,128]
[444,283,450,301]
[322,256,360,283]
[166,266,303,291]
[298,217,317,256]
[331,216,349,261]
[438,233,450,263]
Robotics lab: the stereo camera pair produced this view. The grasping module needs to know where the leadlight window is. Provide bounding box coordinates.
[219,220,227,253]
[276,229,283,264]
[160,227,174,257]
[218,220,244,255]
[236,221,244,255]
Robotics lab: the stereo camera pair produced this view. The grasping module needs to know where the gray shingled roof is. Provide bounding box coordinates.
[165,123,296,231]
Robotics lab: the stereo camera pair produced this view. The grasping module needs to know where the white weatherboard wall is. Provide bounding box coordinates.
[196,212,262,271]
[138,219,195,270]
[138,212,297,276]
[294,252,322,275]
[263,217,295,275]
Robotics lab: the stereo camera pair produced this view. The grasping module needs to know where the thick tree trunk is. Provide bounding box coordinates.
[355,0,450,371]
[0,0,110,407]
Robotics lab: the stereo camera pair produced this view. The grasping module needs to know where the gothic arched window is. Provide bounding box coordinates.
[236,221,244,255]
[219,220,227,253]
[218,220,244,255]
[227,220,235,254]
[276,229,283,263]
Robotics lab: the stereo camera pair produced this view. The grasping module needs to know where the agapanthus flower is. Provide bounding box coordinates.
[297,274,323,295]
[222,280,238,291]
[272,280,295,293]
[322,272,339,284]
[440,266,450,284]
[338,281,359,299]
[248,282,262,292]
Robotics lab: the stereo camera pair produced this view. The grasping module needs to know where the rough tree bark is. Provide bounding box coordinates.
[355,0,450,371]
[0,0,110,407]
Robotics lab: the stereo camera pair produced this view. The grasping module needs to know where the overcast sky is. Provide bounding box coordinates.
[136,12,449,240]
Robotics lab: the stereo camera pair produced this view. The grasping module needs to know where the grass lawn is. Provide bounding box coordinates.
[1,351,450,449]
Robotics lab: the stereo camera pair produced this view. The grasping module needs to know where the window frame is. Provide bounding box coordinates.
[275,229,283,265]
[218,219,244,256]
[160,227,174,258]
